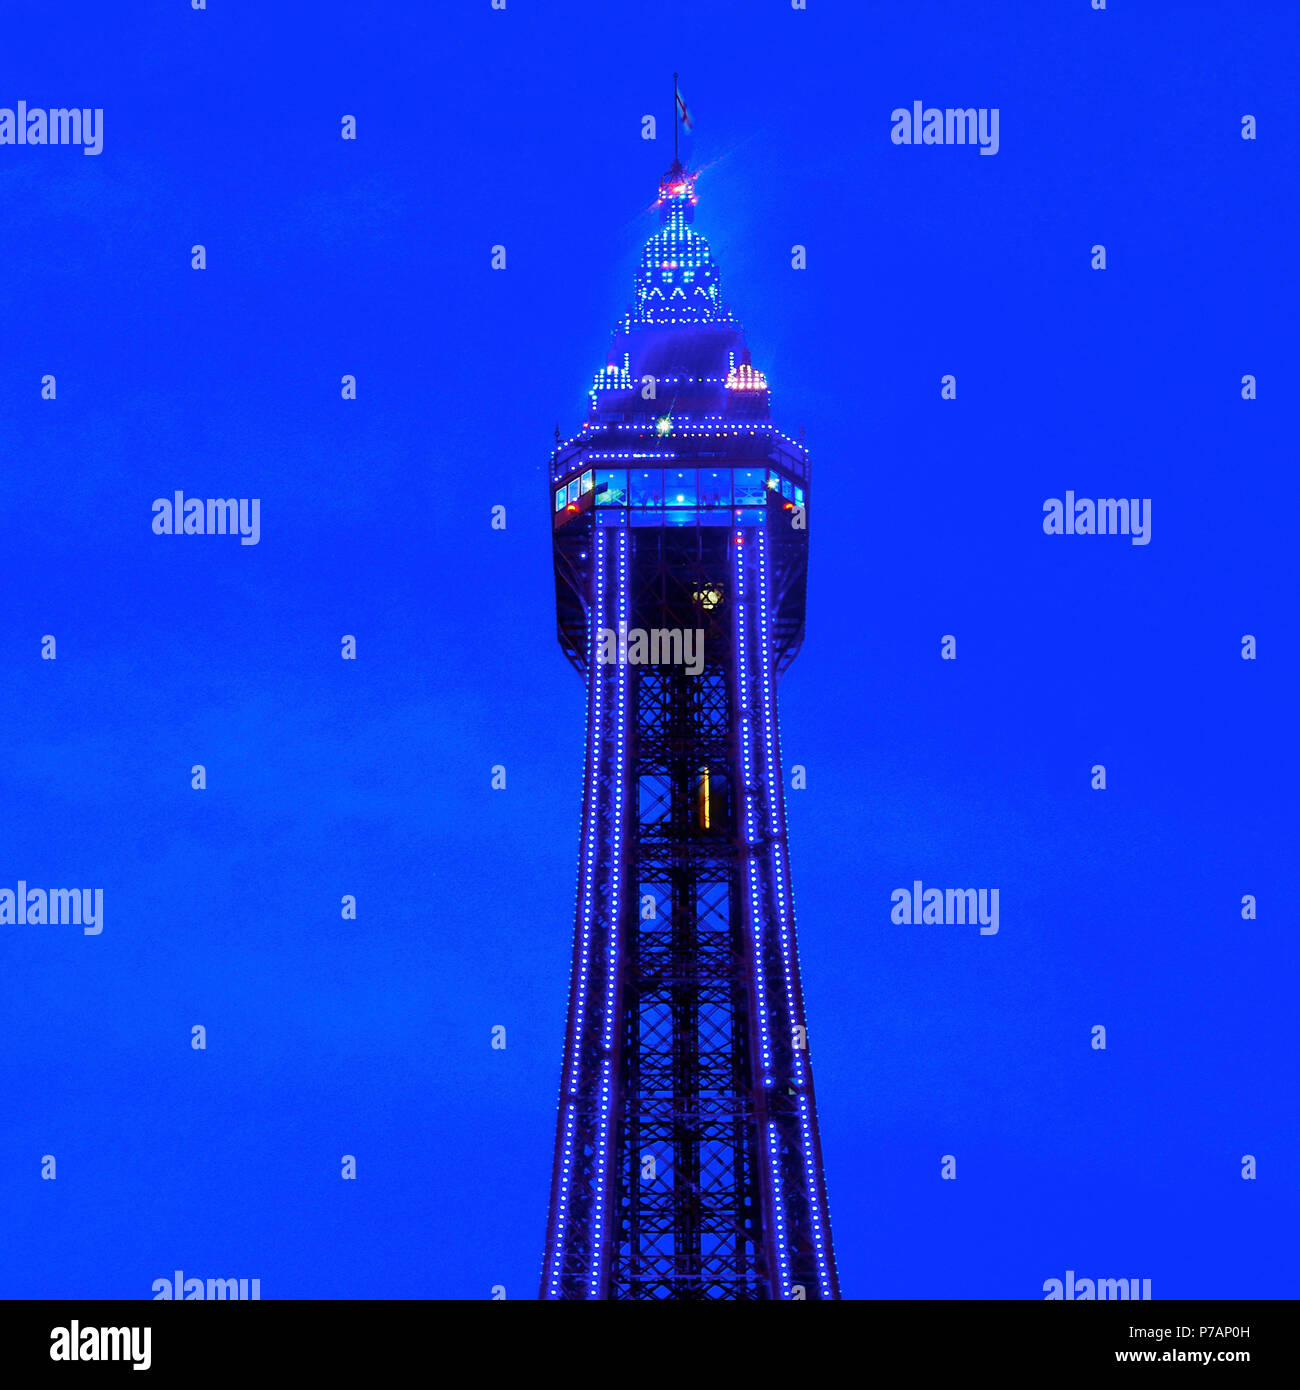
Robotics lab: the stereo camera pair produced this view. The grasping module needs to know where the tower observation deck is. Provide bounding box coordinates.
[541,160,840,1300]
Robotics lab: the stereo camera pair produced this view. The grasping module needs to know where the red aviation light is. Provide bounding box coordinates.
[655,166,699,208]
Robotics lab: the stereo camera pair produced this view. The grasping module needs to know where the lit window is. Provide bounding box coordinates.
[665,469,697,507]
[734,469,766,506]
[630,469,663,507]
[699,470,731,508]
[594,469,628,507]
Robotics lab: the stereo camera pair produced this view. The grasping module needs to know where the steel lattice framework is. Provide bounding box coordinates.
[541,161,839,1300]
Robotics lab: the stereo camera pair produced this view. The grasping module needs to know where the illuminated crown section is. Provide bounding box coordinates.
[576,164,783,430]
[631,226,727,327]
[629,161,730,329]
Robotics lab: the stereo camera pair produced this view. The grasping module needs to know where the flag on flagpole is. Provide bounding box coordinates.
[676,82,693,132]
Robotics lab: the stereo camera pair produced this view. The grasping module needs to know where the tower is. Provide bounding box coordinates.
[541,159,839,1300]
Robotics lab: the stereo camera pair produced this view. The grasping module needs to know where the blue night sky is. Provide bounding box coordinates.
[1,1,1295,1299]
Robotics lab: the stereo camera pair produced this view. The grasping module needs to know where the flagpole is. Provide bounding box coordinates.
[673,71,678,163]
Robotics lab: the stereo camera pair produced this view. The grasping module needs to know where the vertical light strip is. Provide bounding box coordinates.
[756,529,833,1298]
[766,1122,792,1299]
[798,1095,834,1299]
[588,1060,614,1297]
[566,525,606,1096]
[754,530,806,1086]
[547,525,607,1297]
[600,526,628,1053]
[588,527,629,1296]
[734,534,774,1083]
[545,1101,578,1298]
[740,532,790,1301]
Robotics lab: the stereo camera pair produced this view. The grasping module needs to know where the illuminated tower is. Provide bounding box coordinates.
[541,160,839,1300]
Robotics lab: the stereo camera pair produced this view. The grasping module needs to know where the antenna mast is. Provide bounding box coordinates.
[673,71,679,163]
